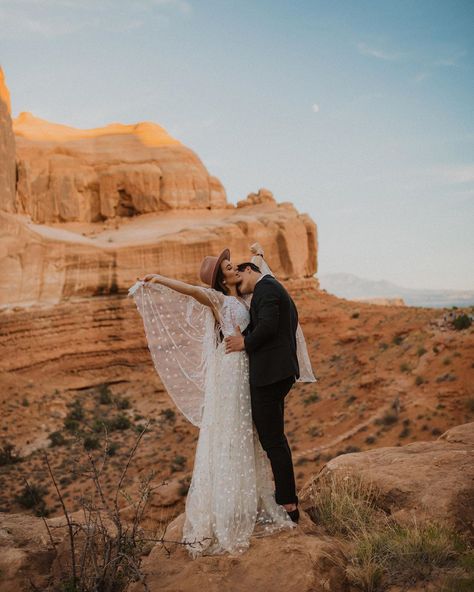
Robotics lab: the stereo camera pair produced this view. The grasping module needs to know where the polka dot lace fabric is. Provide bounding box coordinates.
[128,281,296,558]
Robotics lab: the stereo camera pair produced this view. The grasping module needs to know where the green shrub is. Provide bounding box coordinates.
[303,392,320,405]
[64,418,80,432]
[0,442,22,465]
[15,483,49,516]
[115,396,131,410]
[84,436,100,451]
[98,384,113,405]
[161,408,176,423]
[66,399,84,421]
[111,414,131,431]
[48,431,66,447]
[453,314,472,331]
[106,442,120,456]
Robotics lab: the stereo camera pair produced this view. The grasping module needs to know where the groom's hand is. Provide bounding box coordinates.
[225,326,245,353]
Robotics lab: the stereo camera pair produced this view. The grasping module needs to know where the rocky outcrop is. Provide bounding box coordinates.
[0,196,318,307]
[0,68,16,214]
[11,112,227,223]
[128,513,347,592]
[353,296,406,306]
[300,421,474,539]
[0,71,318,307]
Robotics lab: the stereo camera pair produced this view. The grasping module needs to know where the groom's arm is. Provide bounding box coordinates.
[244,288,280,354]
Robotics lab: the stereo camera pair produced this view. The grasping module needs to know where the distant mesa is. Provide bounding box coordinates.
[320,272,474,309]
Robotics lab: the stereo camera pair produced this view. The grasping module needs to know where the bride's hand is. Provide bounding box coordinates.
[138,273,157,282]
[250,242,264,256]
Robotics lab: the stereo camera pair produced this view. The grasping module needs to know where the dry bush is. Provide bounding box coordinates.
[24,422,209,592]
[308,471,471,591]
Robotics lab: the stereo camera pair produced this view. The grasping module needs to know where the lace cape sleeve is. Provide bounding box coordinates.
[251,254,318,383]
[128,280,224,427]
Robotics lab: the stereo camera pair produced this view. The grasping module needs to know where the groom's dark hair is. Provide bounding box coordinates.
[237,261,261,273]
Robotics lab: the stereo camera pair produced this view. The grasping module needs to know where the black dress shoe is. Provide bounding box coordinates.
[287,508,300,523]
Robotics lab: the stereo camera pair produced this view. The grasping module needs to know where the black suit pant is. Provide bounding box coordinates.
[250,375,298,505]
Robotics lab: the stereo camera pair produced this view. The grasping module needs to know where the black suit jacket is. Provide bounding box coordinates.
[244,275,300,387]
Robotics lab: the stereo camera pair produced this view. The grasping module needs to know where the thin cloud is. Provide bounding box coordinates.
[0,0,191,38]
[414,71,430,83]
[434,49,467,67]
[428,164,474,185]
[312,103,320,113]
[356,42,404,61]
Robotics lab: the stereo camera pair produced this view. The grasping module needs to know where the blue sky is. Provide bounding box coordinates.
[1,0,473,289]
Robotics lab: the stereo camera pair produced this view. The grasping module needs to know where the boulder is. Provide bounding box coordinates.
[300,422,474,539]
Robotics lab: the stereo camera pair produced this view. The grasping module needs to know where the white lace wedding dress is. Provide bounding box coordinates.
[128,279,316,558]
[181,292,296,557]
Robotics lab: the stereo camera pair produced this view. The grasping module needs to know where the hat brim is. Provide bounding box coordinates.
[211,248,231,289]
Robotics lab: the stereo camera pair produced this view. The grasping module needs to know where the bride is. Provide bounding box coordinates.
[128,243,316,558]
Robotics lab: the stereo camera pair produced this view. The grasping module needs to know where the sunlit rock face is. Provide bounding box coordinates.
[0,68,16,214]
[0,71,318,308]
[11,112,227,223]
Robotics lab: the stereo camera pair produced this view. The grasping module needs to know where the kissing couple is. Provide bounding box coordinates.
[128,242,316,558]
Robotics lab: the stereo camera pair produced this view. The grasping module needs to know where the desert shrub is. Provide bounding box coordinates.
[392,335,404,345]
[466,398,474,413]
[49,431,66,447]
[417,346,427,356]
[111,414,132,430]
[98,383,113,404]
[351,312,360,319]
[22,397,30,406]
[15,482,49,516]
[453,314,472,331]
[83,436,100,451]
[399,426,411,438]
[308,473,470,591]
[376,412,398,426]
[64,417,80,432]
[347,521,467,590]
[171,454,187,472]
[400,362,411,372]
[0,442,22,465]
[66,399,85,421]
[106,442,120,456]
[345,395,357,405]
[36,420,203,591]
[415,375,425,386]
[303,392,320,405]
[365,435,376,445]
[115,396,131,410]
[160,408,176,423]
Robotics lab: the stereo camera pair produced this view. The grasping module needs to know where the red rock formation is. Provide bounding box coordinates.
[12,112,227,223]
[0,196,318,306]
[0,68,16,214]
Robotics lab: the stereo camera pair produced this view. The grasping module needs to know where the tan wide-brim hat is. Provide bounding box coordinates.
[199,248,231,288]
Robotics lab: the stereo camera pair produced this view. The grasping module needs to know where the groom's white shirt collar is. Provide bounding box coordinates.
[255,273,271,286]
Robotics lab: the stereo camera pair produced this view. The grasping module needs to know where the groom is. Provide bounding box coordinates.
[225,260,300,523]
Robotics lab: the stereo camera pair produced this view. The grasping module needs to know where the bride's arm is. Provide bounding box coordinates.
[140,273,218,310]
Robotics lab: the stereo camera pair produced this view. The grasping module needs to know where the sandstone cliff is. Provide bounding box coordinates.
[0,68,16,214]
[11,112,227,223]
[0,193,318,307]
